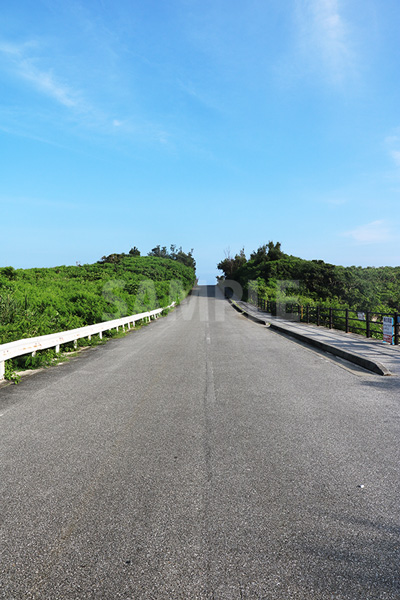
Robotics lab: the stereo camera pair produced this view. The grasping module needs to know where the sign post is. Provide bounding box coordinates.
[383,316,394,344]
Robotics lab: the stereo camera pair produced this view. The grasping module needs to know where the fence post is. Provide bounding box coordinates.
[306,306,309,323]
[366,311,370,338]
[316,306,320,327]
[394,312,399,345]
[329,307,333,329]
[345,309,349,333]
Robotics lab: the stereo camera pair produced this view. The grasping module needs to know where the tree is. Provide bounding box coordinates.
[129,246,141,256]
[1,266,18,280]
[175,247,196,270]
[147,244,196,270]
[250,241,284,264]
[217,248,247,279]
[99,253,122,264]
[148,245,168,258]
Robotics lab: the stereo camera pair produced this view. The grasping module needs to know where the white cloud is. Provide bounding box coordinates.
[384,131,400,168]
[322,195,347,206]
[294,0,356,85]
[0,39,82,109]
[342,220,394,244]
[391,150,400,167]
[20,63,80,108]
[384,134,400,146]
[0,41,22,56]
[0,37,168,146]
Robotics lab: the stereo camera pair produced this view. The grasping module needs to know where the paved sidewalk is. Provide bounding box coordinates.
[232,300,400,376]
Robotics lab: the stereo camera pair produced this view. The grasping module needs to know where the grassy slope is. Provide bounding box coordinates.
[0,257,195,345]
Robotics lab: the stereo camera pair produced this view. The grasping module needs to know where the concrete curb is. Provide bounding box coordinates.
[268,322,391,376]
[229,299,392,376]
[229,299,267,325]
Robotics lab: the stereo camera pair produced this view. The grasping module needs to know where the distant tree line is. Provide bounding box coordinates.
[100,244,195,270]
[217,242,400,312]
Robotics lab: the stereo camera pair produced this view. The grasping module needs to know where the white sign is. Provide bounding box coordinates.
[383,316,393,344]
[357,312,365,321]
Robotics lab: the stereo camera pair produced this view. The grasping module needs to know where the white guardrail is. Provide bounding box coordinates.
[0,303,175,381]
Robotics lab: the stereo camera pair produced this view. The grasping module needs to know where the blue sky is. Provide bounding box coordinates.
[1,0,400,283]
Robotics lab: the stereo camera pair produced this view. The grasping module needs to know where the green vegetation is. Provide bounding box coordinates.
[217,242,400,313]
[0,246,196,347]
[4,361,21,384]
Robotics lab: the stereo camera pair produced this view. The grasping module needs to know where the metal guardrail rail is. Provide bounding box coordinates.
[0,303,175,381]
[258,299,400,345]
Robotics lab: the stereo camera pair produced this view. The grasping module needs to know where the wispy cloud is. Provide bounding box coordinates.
[342,220,394,244]
[177,78,222,113]
[384,132,400,168]
[0,37,172,148]
[294,0,356,86]
[20,65,80,108]
[320,194,347,206]
[391,151,400,167]
[381,131,400,181]
[0,39,83,109]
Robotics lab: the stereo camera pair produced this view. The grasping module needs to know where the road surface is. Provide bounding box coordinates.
[1,286,399,599]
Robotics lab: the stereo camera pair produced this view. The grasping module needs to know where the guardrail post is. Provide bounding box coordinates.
[366,311,370,338]
[74,340,78,349]
[99,332,103,339]
[0,361,5,381]
[55,344,60,353]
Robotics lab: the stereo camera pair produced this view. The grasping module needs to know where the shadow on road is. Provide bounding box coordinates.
[295,510,400,598]
[193,285,224,299]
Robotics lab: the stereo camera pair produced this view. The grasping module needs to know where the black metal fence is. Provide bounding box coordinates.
[257,299,400,345]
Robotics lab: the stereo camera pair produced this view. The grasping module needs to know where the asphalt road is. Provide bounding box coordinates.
[1,285,399,599]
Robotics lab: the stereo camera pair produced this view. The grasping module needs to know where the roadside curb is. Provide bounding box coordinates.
[229,299,268,325]
[268,322,391,376]
[229,299,392,376]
